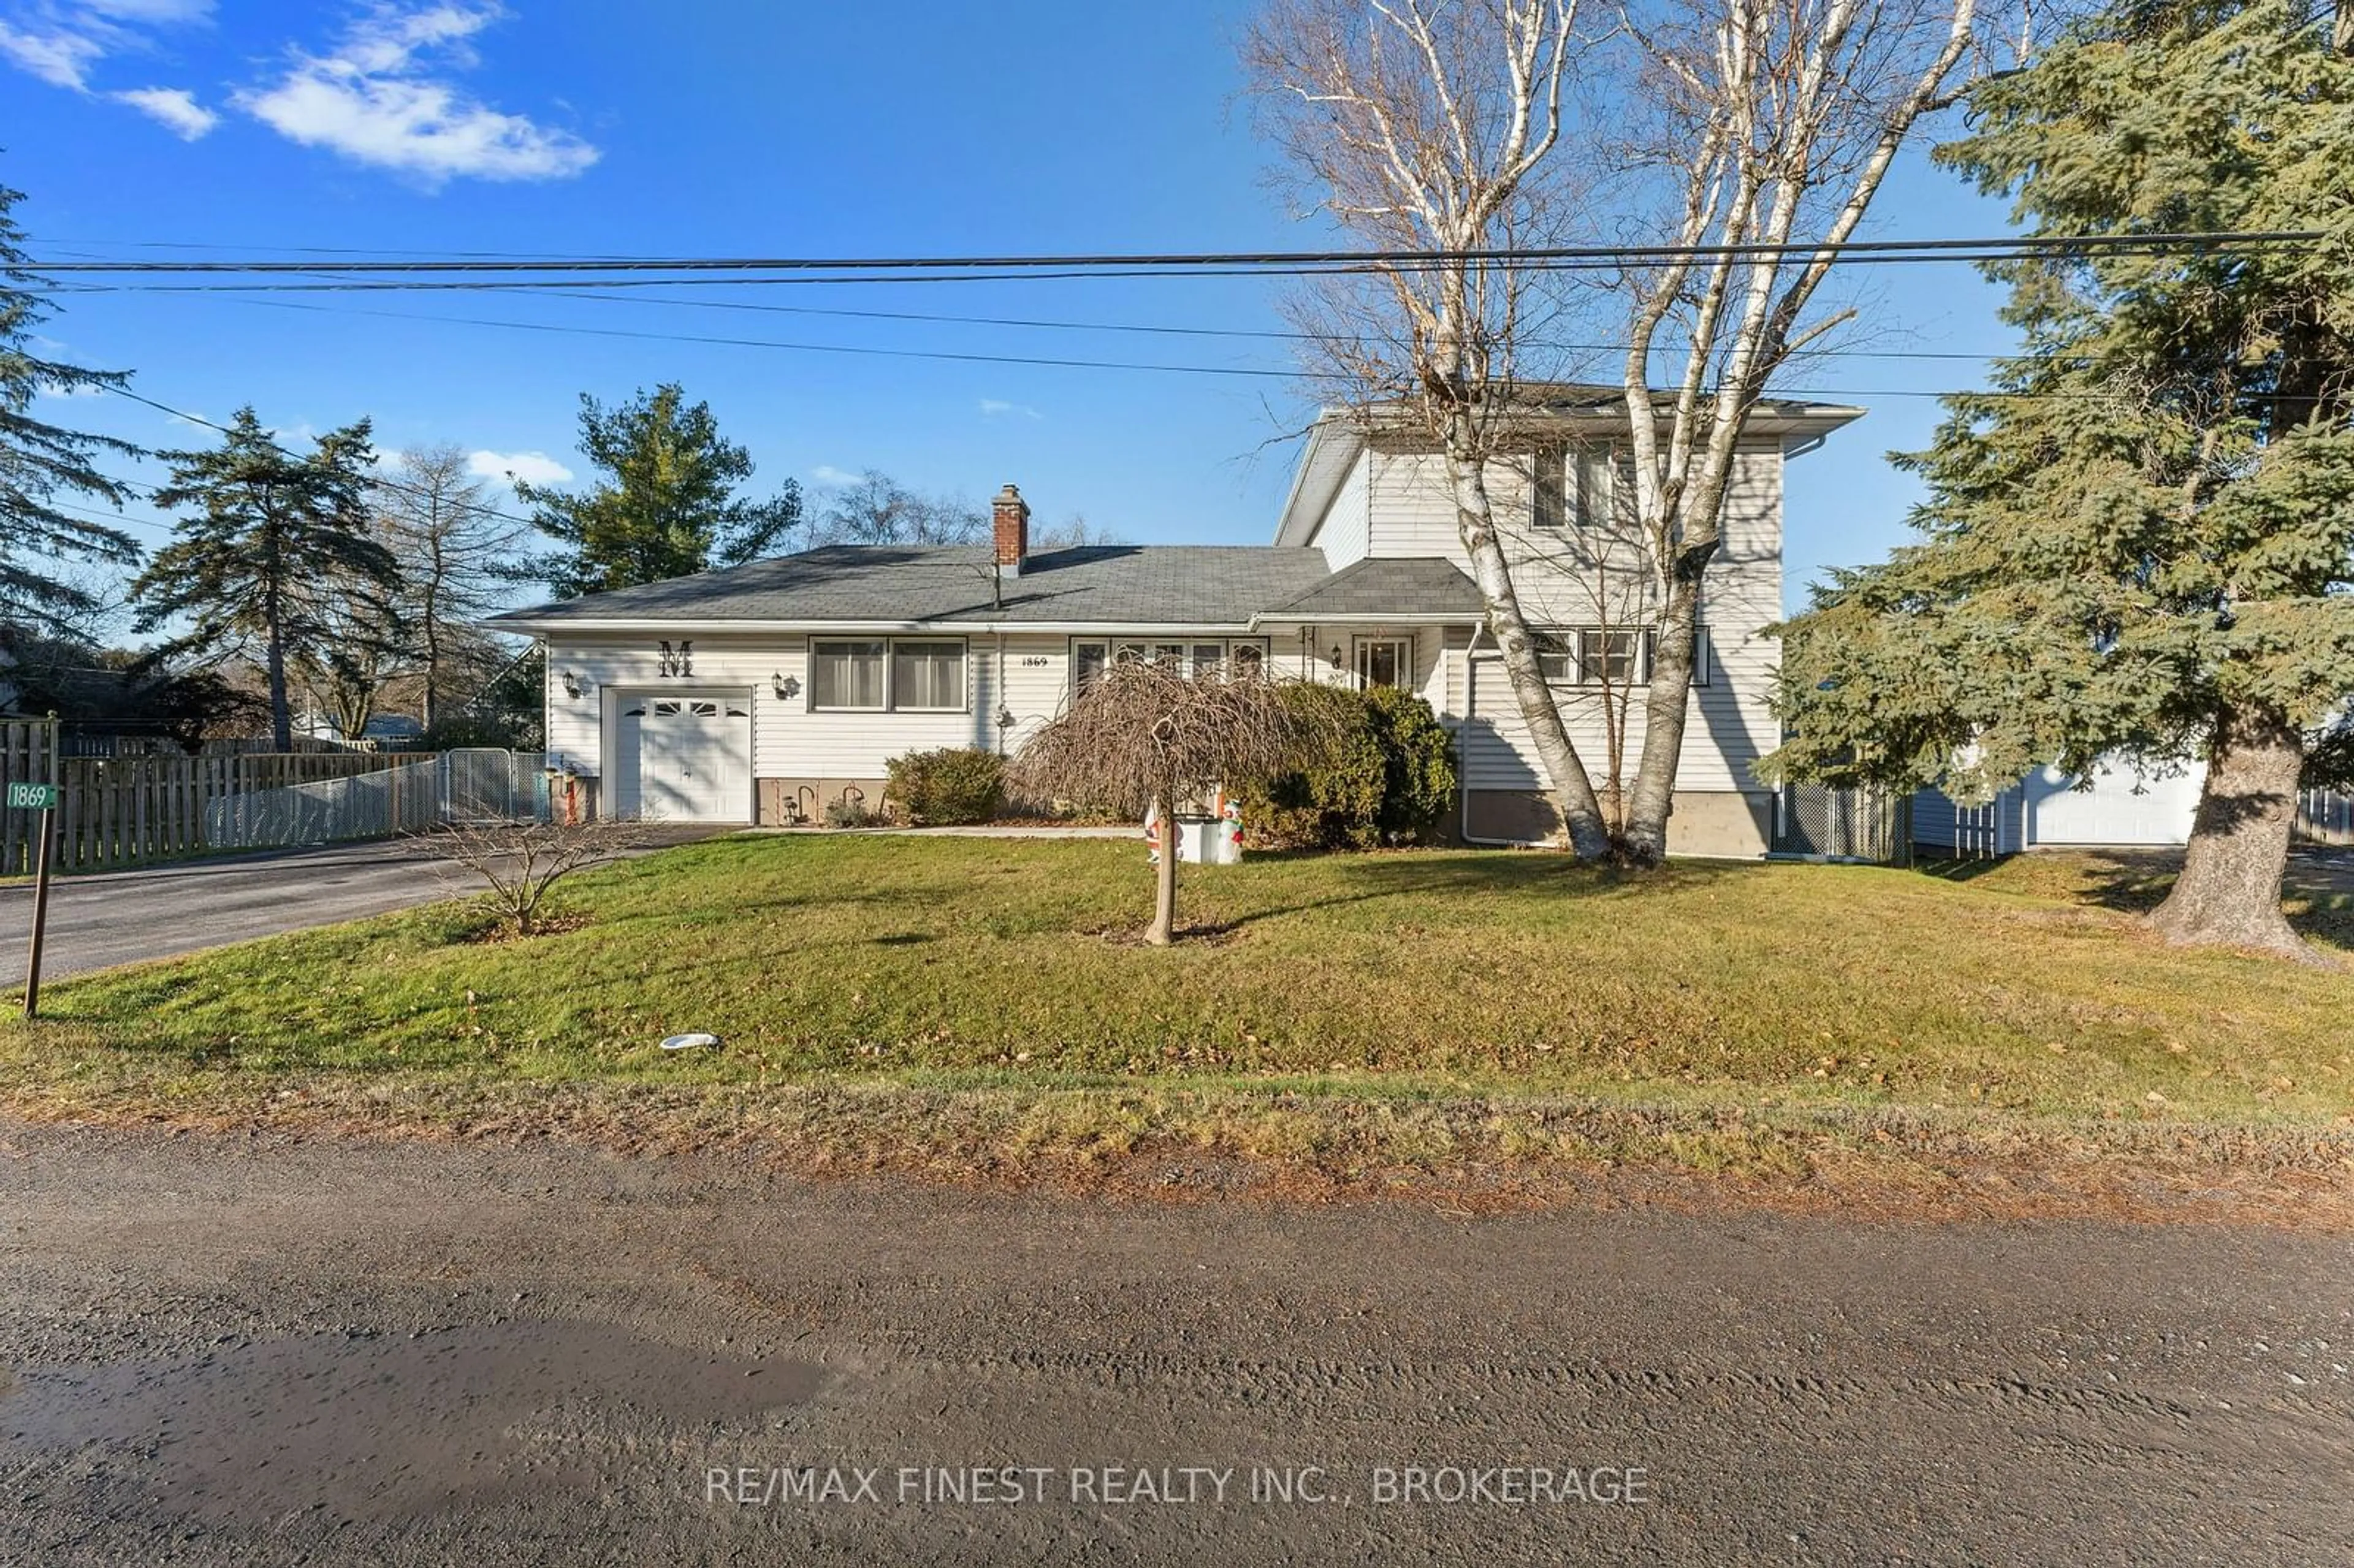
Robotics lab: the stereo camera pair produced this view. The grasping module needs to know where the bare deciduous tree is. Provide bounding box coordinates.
[414,818,657,937]
[808,470,987,547]
[1608,0,1984,861]
[1245,0,1616,856]
[1244,0,1995,862]
[372,446,529,733]
[1012,663,1331,945]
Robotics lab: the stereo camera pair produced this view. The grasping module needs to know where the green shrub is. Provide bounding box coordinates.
[1238,684,1458,850]
[885,746,1007,825]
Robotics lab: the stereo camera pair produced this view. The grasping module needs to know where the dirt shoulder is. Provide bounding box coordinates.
[8,1074,2348,1230]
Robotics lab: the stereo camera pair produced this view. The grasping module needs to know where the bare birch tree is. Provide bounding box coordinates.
[1607,0,1985,861]
[1246,0,1616,856]
[1245,0,1995,862]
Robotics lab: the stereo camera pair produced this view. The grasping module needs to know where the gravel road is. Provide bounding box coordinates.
[1,1121,2345,1565]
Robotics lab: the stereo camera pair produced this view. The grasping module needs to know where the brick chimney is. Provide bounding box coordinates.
[992,482,1030,576]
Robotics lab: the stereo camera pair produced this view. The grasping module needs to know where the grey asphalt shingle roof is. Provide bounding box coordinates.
[1259,556,1482,620]
[493,544,1477,628]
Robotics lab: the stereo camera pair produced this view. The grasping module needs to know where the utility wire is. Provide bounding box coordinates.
[20,228,2326,276]
[94,384,544,530]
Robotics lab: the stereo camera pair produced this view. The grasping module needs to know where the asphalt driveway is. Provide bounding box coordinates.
[0,829,720,986]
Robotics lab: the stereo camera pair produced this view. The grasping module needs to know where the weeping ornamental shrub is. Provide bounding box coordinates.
[1240,685,1457,848]
[885,747,1007,825]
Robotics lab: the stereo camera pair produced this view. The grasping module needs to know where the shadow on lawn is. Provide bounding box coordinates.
[1227,850,1753,927]
[1914,848,2354,947]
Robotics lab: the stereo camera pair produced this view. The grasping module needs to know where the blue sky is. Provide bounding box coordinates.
[7,1,2021,617]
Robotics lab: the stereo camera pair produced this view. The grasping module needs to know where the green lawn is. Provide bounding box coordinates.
[5,835,2350,1187]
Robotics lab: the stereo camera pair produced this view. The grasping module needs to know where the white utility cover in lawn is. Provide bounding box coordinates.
[612,691,753,823]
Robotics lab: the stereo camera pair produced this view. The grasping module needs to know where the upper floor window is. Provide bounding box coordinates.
[1574,446,1639,532]
[1532,443,1571,532]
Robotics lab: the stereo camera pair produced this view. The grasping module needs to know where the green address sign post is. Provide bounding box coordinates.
[11,779,59,1018]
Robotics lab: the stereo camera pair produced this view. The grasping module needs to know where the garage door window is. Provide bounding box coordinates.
[811,641,886,710]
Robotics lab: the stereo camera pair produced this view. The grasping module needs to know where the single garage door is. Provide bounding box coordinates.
[2025,761,2203,847]
[612,691,753,823]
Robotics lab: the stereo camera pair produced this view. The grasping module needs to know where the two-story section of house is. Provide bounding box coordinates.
[490,390,1856,854]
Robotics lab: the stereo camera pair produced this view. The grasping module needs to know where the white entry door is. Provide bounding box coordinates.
[612,691,753,822]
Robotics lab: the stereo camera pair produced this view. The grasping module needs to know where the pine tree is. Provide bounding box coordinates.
[132,411,403,750]
[517,383,801,596]
[0,180,143,628]
[1770,0,2354,960]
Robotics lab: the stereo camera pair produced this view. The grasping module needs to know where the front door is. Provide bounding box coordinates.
[1355,637,1411,690]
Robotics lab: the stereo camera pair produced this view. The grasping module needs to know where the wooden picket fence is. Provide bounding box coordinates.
[0,720,436,875]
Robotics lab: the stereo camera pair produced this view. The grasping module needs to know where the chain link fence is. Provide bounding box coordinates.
[1771,783,1913,863]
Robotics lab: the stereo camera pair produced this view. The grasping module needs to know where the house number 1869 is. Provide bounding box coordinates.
[1018,657,1051,668]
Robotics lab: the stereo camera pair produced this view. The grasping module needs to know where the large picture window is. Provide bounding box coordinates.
[891,641,967,710]
[810,638,966,712]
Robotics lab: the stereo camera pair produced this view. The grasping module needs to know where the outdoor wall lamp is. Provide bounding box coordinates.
[560,669,583,699]
[772,672,800,700]
[1328,645,1344,670]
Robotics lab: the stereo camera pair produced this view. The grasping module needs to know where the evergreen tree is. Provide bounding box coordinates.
[132,411,402,750]
[0,180,143,628]
[1770,0,2354,959]
[517,384,801,596]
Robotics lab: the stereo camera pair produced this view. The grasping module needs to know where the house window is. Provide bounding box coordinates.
[1579,630,1641,686]
[1529,626,1712,687]
[1573,447,1637,531]
[810,640,887,710]
[1070,638,1270,688]
[891,641,967,710]
[1355,637,1411,690]
[1533,443,1570,532]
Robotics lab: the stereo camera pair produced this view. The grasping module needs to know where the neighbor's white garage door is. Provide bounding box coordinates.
[2025,762,2204,847]
[612,691,753,823]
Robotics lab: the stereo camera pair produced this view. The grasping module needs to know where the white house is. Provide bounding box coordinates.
[490,393,1859,855]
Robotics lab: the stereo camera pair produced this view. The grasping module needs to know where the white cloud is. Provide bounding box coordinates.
[234,5,598,186]
[112,84,216,138]
[0,19,107,88]
[810,465,862,487]
[468,449,572,487]
[978,398,1042,421]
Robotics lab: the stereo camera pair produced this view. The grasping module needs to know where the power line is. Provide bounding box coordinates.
[21,229,2328,278]
[35,274,2029,360]
[185,294,1319,380]
[93,384,544,530]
